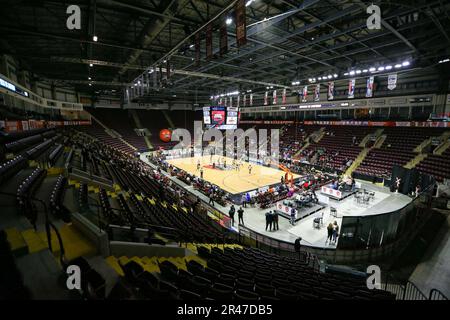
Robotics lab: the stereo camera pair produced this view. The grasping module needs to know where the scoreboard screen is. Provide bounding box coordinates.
[203,106,240,129]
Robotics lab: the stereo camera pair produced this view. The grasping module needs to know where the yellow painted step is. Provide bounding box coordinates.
[105,256,124,276]
[21,229,47,253]
[5,228,28,257]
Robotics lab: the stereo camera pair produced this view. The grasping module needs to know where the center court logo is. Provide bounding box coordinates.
[168,121,280,174]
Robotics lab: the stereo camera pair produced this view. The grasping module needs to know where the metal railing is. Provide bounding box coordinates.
[0,191,67,266]
[383,274,448,300]
[429,288,448,300]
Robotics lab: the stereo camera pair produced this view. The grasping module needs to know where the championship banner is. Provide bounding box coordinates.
[273,90,277,105]
[388,74,397,90]
[206,23,213,61]
[237,95,240,108]
[235,0,247,47]
[230,96,233,107]
[348,79,356,99]
[250,93,253,106]
[195,33,200,66]
[219,97,223,105]
[314,84,320,102]
[219,19,228,57]
[264,91,269,105]
[366,76,374,98]
[282,88,287,104]
[302,86,308,103]
[224,97,228,106]
[328,82,334,100]
[243,94,247,107]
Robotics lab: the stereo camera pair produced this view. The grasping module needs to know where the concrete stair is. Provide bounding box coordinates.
[404,153,428,169]
[414,137,432,153]
[373,134,387,148]
[130,109,153,150]
[433,132,450,155]
[344,148,370,177]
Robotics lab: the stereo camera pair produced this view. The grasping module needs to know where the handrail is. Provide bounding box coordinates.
[429,288,448,300]
[0,191,66,266]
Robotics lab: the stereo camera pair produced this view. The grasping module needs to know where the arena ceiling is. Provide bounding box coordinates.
[0,0,450,104]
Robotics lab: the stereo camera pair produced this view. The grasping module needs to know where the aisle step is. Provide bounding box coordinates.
[21,229,47,254]
[5,228,28,257]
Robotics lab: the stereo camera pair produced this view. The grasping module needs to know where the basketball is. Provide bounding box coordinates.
[159,129,172,142]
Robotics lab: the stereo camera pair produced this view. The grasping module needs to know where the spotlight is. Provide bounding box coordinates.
[88,77,91,80]
[349,71,355,76]
[93,35,98,42]
[395,64,402,68]
[356,70,362,74]
[89,63,93,67]
[328,75,332,79]
[343,73,349,76]
[402,61,410,66]
[378,66,385,71]
[333,74,338,78]
[362,69,368,73]
[385,65,393,70]
[226,18,233,25]
[369,67,376,72]
[318,77,322,80]
[189,44,194,49]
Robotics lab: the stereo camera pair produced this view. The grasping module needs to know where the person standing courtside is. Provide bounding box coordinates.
[238,207,244,225]
[229,205,235,226]
[273,211,279,231]
[326,223,334,244]
[265,211,272,231]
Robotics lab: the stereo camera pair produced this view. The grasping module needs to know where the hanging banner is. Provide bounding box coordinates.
[237,95,240,108]
[388,74,397,90]
[235,0,247,47]
[166,60,171,79]
[230,96,233,107]
[348,79,356,99]
[314,84,320,102]
[224,97,228,106]
[243,94,247,107]
[302,86,308,103]
[195,33,201,67]
[264,91,269,105]
[366,76,374,98]
[272,90,277,105]
[206,24,213,61]
[219,97,223,105]
[282,88,287,104]
[328,82,334,100]
[153,68,157,88]
[220,19,228,57]
[250,93,253,106]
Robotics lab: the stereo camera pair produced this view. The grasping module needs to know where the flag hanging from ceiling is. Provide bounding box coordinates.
[250,93,253,106]
[224,97,228,106]
[388,74,397,90]
[348,79,356,99]
[243,94,247,107]
[273,90,277,105]
[237,95,240,108]
[366,76,374,98]
[328,82,334,100]
[302,86,308,103]
[230,96,233,107]
[282,88,287,104]
[235,0,247,47]
[206,24,213,61]
[195,33,200,67]
[264,91,269,105]
[220,19,228,57]
[166,60,171,79]
[314,84,320,102]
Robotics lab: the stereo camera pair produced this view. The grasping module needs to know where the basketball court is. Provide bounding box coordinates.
[166,155,301,195]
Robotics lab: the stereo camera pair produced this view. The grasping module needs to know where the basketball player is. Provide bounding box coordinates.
[197,160,201,172]
[248,164,252,175]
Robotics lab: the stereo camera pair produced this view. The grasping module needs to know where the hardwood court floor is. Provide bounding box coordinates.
[166,155,300,195]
